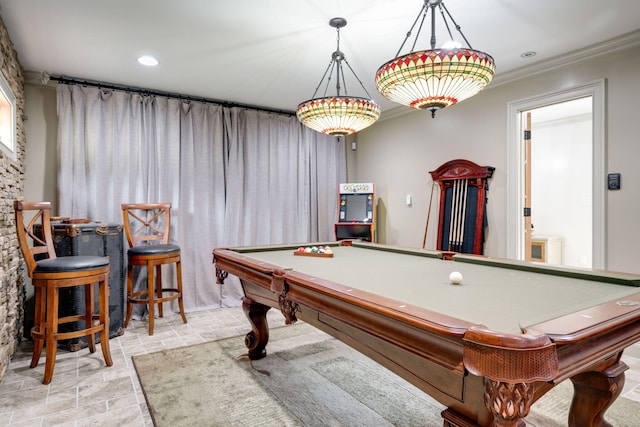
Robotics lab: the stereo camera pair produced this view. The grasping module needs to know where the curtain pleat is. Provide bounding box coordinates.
[56,84,345,311]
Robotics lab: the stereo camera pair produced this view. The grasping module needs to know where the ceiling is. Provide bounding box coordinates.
[1,0,639,114]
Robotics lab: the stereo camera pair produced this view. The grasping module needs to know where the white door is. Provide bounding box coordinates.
[525,98,593,267]
[507,79,606,269]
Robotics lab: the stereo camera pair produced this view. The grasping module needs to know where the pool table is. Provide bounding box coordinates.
[212,240,640,427]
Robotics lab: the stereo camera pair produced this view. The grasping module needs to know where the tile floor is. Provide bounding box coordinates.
[0,307,639,426]
[0,308,288,426]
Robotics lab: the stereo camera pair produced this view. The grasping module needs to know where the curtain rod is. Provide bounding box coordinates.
[48,75,296,116]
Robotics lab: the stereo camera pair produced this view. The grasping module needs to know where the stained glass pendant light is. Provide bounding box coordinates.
[296,18,380,135]
[375,0,495,118]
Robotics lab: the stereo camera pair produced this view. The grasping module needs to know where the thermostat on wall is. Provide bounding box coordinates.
[608,173,621,190]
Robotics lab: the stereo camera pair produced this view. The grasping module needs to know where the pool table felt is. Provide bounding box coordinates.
[235,244,640,335]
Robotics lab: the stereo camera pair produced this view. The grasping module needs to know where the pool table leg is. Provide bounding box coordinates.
[482,380,531,427]
[568,358,627,427]
[241,296,271,360]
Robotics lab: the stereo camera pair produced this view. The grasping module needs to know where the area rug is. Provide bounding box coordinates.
[133,323,640,426]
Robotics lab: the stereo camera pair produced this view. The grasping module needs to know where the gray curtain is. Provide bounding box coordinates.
[56,84,345,311]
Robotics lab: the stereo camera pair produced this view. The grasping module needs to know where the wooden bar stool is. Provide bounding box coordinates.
[14,201,113,384]
[121,202,187,335]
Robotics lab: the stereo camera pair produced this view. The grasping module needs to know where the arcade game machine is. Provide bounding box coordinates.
[334,183,376,242]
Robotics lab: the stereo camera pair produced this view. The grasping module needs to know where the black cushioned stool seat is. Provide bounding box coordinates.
[128,244,180,256]
[35,256,109,272]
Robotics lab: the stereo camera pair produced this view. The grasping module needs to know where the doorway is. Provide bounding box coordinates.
[526,98,593,267]
[506,79,606,269]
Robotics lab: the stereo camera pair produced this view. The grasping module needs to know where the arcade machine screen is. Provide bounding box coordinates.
[342,193,371,223]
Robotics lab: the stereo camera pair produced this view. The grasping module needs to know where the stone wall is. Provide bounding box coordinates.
[0,15,26,382]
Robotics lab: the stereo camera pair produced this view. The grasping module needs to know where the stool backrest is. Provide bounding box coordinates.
[14,201,57,277]
[121,202,172,248]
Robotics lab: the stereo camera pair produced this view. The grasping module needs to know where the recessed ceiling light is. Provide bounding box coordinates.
[440,40,462,50]
[521,51,537,58]
[137,55,159,66]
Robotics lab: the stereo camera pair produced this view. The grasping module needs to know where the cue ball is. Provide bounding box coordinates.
[449,271,463,285]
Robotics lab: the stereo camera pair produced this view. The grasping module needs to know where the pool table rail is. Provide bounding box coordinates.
[529,292,640,343]
[454,253,640,286]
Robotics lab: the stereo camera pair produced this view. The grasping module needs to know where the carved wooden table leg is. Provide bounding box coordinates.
[483,379,530,427]
[215,267,228,284]
[568,360,627,427]
[241,296,271,360]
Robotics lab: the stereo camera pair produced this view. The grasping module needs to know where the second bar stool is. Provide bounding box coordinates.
[121,202,187,335]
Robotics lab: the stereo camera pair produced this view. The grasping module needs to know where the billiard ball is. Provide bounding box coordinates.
[449,271,463,285]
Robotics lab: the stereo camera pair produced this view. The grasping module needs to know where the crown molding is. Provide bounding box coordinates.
[490,29,640,88]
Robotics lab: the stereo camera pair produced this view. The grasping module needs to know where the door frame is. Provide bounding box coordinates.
[506,79,606,269]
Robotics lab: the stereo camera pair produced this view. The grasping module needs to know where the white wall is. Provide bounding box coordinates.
[23,83,57,205]
[349,45,640,274]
